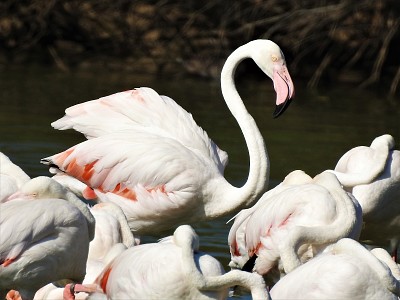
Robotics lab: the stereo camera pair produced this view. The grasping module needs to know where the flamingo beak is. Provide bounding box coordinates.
[272,64,295,118]
[4,191,27,202]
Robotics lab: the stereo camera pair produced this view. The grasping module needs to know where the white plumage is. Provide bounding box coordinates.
[73,225,270,300]
[0,176,95,300]
[41,39,294,235]
[327,134,400,255]
[0,152,30,202]
[228,170,362,284]
[270,238,400,300]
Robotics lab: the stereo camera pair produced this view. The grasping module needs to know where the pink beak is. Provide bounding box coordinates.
[272,64,295,118]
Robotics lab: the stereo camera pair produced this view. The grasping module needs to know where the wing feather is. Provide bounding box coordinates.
[52,87,227,171]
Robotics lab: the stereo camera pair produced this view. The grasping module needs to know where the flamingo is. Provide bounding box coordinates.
[40,39,294,235]
[270,238,400,299]
[228,170,362,285]
[34,202,136,300]
[0,176,95,300]
[325,134,400,257]
[0,152,30,202]
[64,225,270,300]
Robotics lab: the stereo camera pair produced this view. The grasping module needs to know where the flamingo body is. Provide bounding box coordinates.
[0,188,94,299]
[328,134,400,252]
[34,202,134,300]
[228,171,362,281]
[41,40,295,235]
[0,176,95,300]
[96,242,227,299]
[0,152,30,202]
[270,238,400,300]
[87,225,269,300]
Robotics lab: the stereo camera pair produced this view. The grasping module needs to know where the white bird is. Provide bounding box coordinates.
[34,202,134,300]
[34,202,135,300]
[228,170,362,284]
[270,238,400,300]
[0,176,95,300]
[40,39,294,235]
[0,152,30,202]
[326,134,400,257]
[64,225,270,300]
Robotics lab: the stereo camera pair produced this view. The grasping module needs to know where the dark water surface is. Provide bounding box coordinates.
[1,65,399,298]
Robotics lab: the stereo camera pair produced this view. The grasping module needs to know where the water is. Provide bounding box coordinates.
[1,65,399,297]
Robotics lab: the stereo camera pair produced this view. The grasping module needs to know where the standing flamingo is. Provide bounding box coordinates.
[0,152,30,202]
[228,170,362,284]
[0,176,95,300]
[40,39,294,235]
[325,134,400,257]
[64,225,270,300]
[270,238,400,299]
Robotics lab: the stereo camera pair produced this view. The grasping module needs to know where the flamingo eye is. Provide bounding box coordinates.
[271,55,278,62]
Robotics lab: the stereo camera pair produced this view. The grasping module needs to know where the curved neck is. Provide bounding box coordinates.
[109,205,136,247]
[217,45,269,211]
[65,191,96,241]
[281,173,359,273]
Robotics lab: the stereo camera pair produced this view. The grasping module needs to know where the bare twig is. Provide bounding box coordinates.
[308,52,333,89]
[359,17,399,89]
[390,66,400,97]
[48,46,69,72]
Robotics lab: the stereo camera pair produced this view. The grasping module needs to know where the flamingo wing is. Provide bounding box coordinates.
[52,87,228,171]
[42,130,222,217]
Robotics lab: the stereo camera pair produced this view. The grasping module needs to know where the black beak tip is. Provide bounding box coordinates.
[273,98,293,118]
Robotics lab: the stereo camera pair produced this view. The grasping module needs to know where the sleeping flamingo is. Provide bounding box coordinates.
[34,202,136,300]
[228,170,362,284]
[325,134,400,258]
[0,176,95,300]
[63,225,270,300]
[40,39,294,235]
[270,238,400,299]
[0,152,30,202]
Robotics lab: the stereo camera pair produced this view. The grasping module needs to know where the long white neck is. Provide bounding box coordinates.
[211,44,269,215]
[100,203,136,247]
[175,225,271,299]
[65,190,96,241]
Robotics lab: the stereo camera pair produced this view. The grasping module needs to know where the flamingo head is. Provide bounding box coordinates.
[249,40,295,118]
[18,176,69,199]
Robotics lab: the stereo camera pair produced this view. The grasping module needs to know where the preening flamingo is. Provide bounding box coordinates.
[228,170,362,284]
[326,134,400,257]
[0,176,95,300]
[270,238,400,299]
[66,225,269,300]
[40,39,294,235]
[0,152,30,202]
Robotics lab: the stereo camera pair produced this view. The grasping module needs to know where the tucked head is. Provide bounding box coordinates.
[19,176,69,199]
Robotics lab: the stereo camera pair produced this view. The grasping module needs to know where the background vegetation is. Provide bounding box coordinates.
[1,0,399,96]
